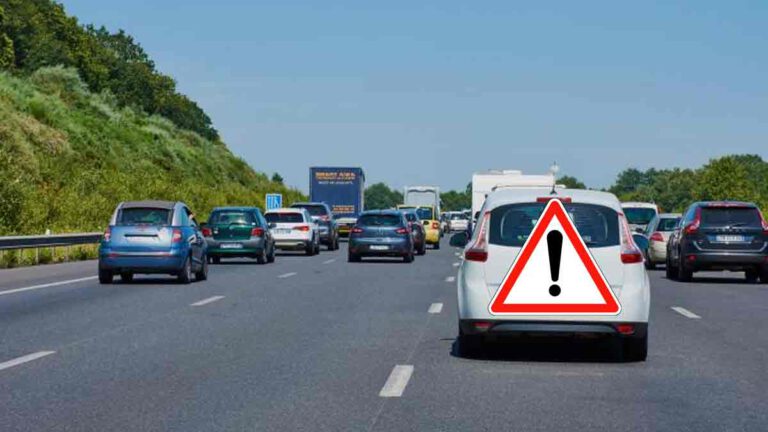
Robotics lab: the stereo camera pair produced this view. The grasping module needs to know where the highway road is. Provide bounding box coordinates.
[0,242,766,431]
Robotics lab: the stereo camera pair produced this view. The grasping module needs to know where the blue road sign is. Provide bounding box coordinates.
[265,193,283,211]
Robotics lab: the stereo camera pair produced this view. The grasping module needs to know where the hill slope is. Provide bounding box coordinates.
[0,66,304,235]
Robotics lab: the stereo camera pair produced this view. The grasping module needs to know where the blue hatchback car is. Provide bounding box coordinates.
[348,210,415,263]
[98,201,208,284]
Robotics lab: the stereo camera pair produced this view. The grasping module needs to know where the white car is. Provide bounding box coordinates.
[448,214,469,232]
[452,188,650,361]
[264,208,320,256]
[621,202,659,234]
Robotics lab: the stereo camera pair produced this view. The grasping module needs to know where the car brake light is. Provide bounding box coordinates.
[171,228,183,243]
[649,232,664,242]
[103,227,111,242]
[616,324,635,335]
[536,197,572,203]
[251,227,264,237]
[473,321,492,332]
[395,227,409,235]
[619,215,643,264]
[293,225,310,232]
[684,208,701,235]
[351,227,363,234]
[759,210,768,234]
[201,227,212,237]
[465,212,490,262]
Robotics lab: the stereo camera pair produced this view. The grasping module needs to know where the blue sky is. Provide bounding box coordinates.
[62,0,768,193]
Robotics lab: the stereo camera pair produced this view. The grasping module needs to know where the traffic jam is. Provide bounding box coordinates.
[94,167,768,362]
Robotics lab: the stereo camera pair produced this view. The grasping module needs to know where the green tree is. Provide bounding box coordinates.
[0,5,14,68]
[557,175,586,189]
[271,172,284,184]
[693,155,764,207]
[441,190,471,211]
[365,183,403,210]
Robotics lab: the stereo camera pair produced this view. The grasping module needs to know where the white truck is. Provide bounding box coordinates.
[471,170,557,217]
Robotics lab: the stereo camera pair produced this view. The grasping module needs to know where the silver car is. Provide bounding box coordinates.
[643,213,682,269]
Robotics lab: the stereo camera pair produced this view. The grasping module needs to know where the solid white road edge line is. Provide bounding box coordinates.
[445,276,456,283]
[278,272,297,279]
[671,306,701,319]
[428,303,443,314]
[379,365,414,398]
[0,276,98,297]
[190,296,225,307]
[0,351,56,372]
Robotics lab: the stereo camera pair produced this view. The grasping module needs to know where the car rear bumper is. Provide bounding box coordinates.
[98,252,186,274]
[274,240,311,250]
[683,250,768,270]
[205,238,265,256]
[424,229,440,244]
[648,242,667,263]
[460,319,648,338]
[349,238,411,256]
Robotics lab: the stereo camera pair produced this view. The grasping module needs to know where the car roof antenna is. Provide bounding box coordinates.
[549,161,559,195]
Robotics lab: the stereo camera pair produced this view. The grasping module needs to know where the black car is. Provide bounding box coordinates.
[291,202,339,250]
[666,201,768,283]
[348,210,415,263]
[401,209,427,255]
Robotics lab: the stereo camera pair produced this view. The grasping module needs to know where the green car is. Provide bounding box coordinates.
[201,207,276,264]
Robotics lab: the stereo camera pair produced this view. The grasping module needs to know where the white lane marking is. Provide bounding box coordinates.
[322,259,336,265]
[428,303,443,314]
[278,272,297,279]
[445,276,456,283]
[454,252,461,257]
[452,262,460,267]
[190,296,225,307]
[0,276,98,297]
[379,365,414,398]
[671,306,701,319]
[0,351,56,372]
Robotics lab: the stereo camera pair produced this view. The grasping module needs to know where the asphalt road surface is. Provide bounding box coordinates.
[0,242,766,431]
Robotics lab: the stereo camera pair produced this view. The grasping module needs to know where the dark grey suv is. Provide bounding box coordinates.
[666,201,768,283]
[290,202,339,250]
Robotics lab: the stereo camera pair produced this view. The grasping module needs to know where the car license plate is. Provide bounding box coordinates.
[715,235,746,243]
[370,245,389,251]
[274,229,291,234]
[221,243,243,249]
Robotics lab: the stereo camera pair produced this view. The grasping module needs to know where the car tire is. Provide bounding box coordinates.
[120,272,133,283]
[348,252,361,263]
[433,241,440,250]
[745,269,759,284]
[211,256,221,265]
[622,335,648,362]
[665,254,677,280]
[267,244,276,263]
[644,255,655,270]
[177,256,192,284]
[256,248,267,265]
[677,255,692,282]
[99,269,113,284]
[417,243,426,256]
[403,252,414,263]
[195,256,208,281]
[314,240,321,255]
[760,267,768,284]
[305,241,314,256]
[457,327,482,359]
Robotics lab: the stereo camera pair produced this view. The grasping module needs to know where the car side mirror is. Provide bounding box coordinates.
[632,233,649,251]
[450,232,469,248]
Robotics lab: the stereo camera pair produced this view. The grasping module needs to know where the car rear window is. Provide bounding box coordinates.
[656,217,680,231]
[265,213,304,223]
[451,214,466,220]
[404,213,418,222]
[623,207,657,225]
[700,207,761,228]
[292,205,328,216]
[358,214,402,227]
[117,208,172,226]
[489,203,619,247]
[209,211,254,225]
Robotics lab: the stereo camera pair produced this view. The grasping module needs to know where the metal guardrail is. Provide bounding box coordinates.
[0,233,102,251]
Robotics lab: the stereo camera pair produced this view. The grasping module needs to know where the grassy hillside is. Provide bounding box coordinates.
[0,66,305,236]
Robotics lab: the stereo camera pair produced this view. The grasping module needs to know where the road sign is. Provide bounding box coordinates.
[265,193,283,211]
[488,198,621,315]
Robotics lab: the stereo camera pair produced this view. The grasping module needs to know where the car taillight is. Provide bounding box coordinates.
[395,227,409,235]
[465,212,490,262]
[760,211,768,234]
[649,232,664,242]
[432,222,439,229]
[103,227,111,242]
[351,227,363,234]
[293,225,310,232]
[251,227,264,237]
[684,208,701,235]
[202,227,212,237]
[619,215,643,264]
[172,228,183,243]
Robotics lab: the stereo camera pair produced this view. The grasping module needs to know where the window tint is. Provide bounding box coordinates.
[489,203,619,247]
[265,213,304,223]
[450,214,467,220]
[209,211,255,225]
[656,217,680,231]
[403,213,418,222]
[623,207,656,225]
[292,204,328,216]
[117,208,173,226]
[358,214,402,227]
[700,207,761,228]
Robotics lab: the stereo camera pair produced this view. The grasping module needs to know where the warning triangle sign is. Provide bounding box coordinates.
[488,198,621,315]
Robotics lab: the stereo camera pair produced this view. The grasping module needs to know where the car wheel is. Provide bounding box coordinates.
[403,252,414,263]
[99,268,113,284]
[267,244,276,263]
[120,272,133,283]
[644,253,655,270]
[665,254,676,280]
[195,256,209,281]
[622,335,648,362]
[433,240,441,250]
[256,248,267,264]
[457,326,482,358]
[347,251,360,263]
[305,241,314,256]
[745,269,759,283]
[211,256,221,265]
[677,255,692,282]
[760,267,768,284]
[314,240,321,255]
[177,256,192,284]
[417,243,426,256]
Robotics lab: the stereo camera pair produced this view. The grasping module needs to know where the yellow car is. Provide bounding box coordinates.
[397,205,441,249]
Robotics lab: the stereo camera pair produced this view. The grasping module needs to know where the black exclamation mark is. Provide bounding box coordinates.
[547,231,563,297]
